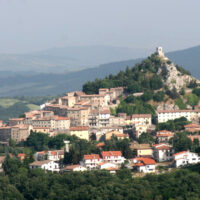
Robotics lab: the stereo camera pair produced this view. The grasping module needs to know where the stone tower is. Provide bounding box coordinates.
[64,140,70,153]
[156,47,164,57]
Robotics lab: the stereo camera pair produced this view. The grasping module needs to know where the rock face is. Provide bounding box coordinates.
[156,47,199,91]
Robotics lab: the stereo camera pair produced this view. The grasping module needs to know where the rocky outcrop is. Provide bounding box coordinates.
[156,48,199,91]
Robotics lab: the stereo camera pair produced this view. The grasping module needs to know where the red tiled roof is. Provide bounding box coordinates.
[50,151,57,155]
[105,167,119,171]
[84,154,100,160]
[38,151,46,155]
[184,123,200,128]
[18,153,25,157]
[134,157,156,165]
[65,164,82,170]
[153,143,172,150]
[173,151,188,157]
[70,126,89,131]
[54,116,70,120]
[188,135,200,141]
[96,142,105,148]
[10,118,25,121]
[101,151,122,157]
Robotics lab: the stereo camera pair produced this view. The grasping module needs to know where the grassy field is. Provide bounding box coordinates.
[0,98,20,108]
[0,98,40,122]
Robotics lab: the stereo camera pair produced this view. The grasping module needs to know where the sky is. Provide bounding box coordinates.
[0,0,200,54]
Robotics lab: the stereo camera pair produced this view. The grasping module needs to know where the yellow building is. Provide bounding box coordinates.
[70,126,89,141]
[105,130,129,140]
[130,143,153,157]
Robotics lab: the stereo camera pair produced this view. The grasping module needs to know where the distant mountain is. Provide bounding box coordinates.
[0,46,150,73]
[166,45,200,78]
[0,45,200,97]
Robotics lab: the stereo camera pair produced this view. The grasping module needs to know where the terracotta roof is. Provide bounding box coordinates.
[132,114,151,118]
[33,127,50,129]
[81,94,104,97]
[38,151,46,155]
[18,153,25,157]
[115,133,129,138]
[96,142,105,148]
[30,160,52,166]
[157,130,173,134]
[188,135,200,141]
[173,151,188,157]
[99,110,110,114]
[0,126,11,129]
[70,126,89,131]
[84,154,100,160]
[105,167,119,171]
[184,123,200,128]
[54,116,70,120]
[135,162,144,166]
[156,131,174,137]
[130,143,152,150]
[101,151,122,157]
[153,143,172,150]
[9,118,25,121]
[134,157,156,165]
[64,164,82,170]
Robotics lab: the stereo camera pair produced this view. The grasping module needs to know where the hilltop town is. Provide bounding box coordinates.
[0,47,200,175]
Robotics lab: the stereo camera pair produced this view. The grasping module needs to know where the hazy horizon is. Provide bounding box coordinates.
[0,0,200,54]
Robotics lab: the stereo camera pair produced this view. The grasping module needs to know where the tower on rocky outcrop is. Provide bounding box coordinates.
[156,47,165,57]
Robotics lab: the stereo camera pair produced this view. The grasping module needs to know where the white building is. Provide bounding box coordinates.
[134,124,148,138]
[156,130,174,143]
[82,154,102,169]
[63,164,87,172]
[132,114,152,126]
[98,162,118,170]
[173,151,200,168]
[157,110,199,123]
[153,143,173,162]
[101,151,125,164]
[88,109,110,127]
[29,160,60,172]
[47,150,64,161]
[98,162,119,174]
[133,157,156,173]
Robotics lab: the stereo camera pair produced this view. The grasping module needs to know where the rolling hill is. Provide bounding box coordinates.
[0,45,200,97]
[0,46,150,73]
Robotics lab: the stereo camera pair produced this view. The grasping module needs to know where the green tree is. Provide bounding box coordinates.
[171,132,192,152]
[138,132,155,145]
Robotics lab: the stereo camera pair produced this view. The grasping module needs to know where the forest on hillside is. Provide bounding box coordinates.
[1,154,200,200]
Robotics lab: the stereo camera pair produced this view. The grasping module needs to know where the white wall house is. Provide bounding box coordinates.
[153,143,173,162]
[98,162,118,170]
[133,157,156,173]
[29,160,60,172]
[63,164,87,172]
[132,114,152,126]
[101,151,125,164]
[82,154,102,169]
[157,110,199,123]
[47,150,64,161]
[173,151,200,168]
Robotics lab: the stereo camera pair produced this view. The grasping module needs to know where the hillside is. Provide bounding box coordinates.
[83,48,200,117]
[0,96,53,121]
[167,45,200,78]
[0,45,200,97]
[0,46,150,73]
